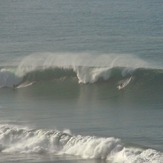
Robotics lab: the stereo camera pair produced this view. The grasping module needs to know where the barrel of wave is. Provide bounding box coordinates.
[0,68,22,88]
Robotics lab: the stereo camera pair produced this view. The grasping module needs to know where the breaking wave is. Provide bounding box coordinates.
[0,124,162,163]
[0,53,162,88]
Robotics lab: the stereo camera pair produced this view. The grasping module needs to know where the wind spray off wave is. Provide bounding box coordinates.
[0,53,162,88]
[16,52,150,83]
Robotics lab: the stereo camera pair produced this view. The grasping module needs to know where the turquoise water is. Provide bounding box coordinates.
[0,0,163,162]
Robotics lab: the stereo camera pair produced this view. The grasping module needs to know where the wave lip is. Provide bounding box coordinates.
[0,124,162,162]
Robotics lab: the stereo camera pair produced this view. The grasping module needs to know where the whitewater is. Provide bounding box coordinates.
[0,124,162,163]
[0,53,162,163]
[0,0,163,163]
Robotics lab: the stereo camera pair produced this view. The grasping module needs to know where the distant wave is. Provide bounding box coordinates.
[0,124,162,162]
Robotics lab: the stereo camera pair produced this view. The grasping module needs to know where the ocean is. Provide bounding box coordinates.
[0,0,163,162]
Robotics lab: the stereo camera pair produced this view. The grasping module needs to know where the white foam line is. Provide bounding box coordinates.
[0,124,162,162]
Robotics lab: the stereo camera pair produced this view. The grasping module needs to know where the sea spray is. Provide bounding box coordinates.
[1,53,162,87]
[15,52,149,83]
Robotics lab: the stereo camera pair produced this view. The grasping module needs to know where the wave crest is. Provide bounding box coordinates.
[1,53,162,88]
[16,52,148,83]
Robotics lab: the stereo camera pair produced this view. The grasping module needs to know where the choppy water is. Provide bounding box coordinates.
[0,0,163,163]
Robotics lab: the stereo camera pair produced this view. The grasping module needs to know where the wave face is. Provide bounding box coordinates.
[0,124,162,163]
[15,52,151,84]
[0,53,162,89]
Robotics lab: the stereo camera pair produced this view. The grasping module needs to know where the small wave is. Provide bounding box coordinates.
[0,124,162,162]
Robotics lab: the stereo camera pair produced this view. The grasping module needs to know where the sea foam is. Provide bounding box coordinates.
[0,124,162,163]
